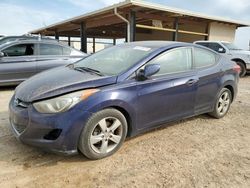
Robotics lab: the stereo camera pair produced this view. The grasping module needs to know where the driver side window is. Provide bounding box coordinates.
[2,44,34,57]
[147,48,192,76]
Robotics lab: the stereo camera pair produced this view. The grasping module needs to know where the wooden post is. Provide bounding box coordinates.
[80,22,87,53]
[172,18,179,41]
[68,36,71,46]
[93,37,96,53]
[129,11,136,42]
[55,30,59,40]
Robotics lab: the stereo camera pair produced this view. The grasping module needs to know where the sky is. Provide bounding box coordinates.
[0,0,250,49]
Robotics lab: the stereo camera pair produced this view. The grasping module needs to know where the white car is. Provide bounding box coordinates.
[194,41,250,77]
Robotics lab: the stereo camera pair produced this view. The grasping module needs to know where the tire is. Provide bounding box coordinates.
[209,88,232,119]
[236,61,246,77]
[78,108,127,160]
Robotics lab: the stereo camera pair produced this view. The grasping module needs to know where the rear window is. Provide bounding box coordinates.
[196,42,226,53]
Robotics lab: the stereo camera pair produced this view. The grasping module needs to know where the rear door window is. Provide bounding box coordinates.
[39,44,63,55]
[194,48,217,68]
[2,44,34,56]
[62,47,71,55]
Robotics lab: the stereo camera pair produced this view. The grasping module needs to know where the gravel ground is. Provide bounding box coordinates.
[0,76,250,188]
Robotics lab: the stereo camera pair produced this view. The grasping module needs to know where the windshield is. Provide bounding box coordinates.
[74,45,155,76]
[222,42,242,50]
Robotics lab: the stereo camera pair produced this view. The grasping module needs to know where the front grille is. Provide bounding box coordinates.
[12,122,27,134]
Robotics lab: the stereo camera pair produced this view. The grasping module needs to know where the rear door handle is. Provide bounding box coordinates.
[186,79,198,86]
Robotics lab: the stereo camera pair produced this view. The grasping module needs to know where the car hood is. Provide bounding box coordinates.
[15,66,117,102]
[231,50,250,55]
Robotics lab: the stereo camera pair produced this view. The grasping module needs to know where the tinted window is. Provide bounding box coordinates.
[194,48,217,68]
[40,44,63,55]
[196,42,209,48]
[147,48,192,76]
[208,43,225,53]
[196,42,225,53]
[63,47,71,55]
[2,44,34,56]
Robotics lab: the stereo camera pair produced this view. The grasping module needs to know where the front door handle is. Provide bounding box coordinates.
[186,79,198,86]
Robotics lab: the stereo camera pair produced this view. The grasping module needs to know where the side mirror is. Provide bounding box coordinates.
[0,52,4,57]
[137,64,160,80]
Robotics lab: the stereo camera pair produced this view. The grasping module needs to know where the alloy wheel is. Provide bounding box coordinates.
[90,117,123,154]
[217,91,231,116]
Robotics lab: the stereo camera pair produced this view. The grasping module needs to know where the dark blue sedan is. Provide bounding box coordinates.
[9,41,240,159]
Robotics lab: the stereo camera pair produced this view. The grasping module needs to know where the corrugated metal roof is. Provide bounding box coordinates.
[29,0,250,34]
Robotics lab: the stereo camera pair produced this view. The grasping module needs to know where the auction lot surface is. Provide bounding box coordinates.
[0,77,250,188]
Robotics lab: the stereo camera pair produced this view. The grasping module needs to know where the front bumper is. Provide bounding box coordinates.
[246,63,250,70]
[9,96,93,155]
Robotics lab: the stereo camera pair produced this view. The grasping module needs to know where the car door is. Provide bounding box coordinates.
[136,47,198,130]
[0,43,37,84]
[193,47,222,114]
[36,43,74,73]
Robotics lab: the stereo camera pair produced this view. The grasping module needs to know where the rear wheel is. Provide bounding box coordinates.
[236,61,246,77]
[78,108,127,160]
[209,88,232,119]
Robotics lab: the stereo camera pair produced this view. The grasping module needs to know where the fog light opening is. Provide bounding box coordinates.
[44,129,62,140]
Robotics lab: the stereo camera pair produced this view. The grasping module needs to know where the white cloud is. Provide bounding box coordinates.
[216,0,250,14]
[0,3,61,35]
[64,0,121,9]
[98,0,122,6]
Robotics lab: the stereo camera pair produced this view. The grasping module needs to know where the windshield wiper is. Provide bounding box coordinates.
[74,67,104,76]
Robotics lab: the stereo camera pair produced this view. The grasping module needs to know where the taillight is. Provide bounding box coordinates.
[233,65,241,74]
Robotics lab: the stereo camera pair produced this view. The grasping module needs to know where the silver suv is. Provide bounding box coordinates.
[0,39,87,86]
[194,41,250,77]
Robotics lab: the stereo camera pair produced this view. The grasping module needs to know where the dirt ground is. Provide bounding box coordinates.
[0,76,250,188]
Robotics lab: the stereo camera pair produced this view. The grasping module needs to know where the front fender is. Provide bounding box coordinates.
[75,88,138,136]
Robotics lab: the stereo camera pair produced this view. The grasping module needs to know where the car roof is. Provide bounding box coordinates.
[194,40,231,44]
[118,41,193,49]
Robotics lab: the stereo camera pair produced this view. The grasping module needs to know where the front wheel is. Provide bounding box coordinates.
[209,88,232,119]
[78,108,127,160]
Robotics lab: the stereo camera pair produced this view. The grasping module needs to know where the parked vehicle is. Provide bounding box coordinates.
[194,41,250,77]
[9,41,239,159]
[0,35,55,46]
[0,39,87,86]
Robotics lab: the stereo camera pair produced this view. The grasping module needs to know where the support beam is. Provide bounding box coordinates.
[93,37,96,53]
[136,24,208,36]
[55,30,59,40]
[172,18,179,41]
[129,11,136,42]
[68,36,71,46]
[205,23,209,40]
[125,27,128,42]
[80,22,87,53]
[113,38,116,45]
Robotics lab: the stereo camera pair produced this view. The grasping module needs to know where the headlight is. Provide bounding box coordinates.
[33,89,99,114]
